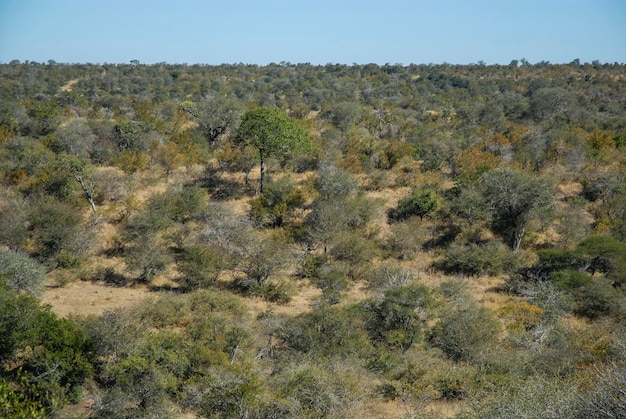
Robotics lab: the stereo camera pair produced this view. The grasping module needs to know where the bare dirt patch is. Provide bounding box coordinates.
[60,78,79,92]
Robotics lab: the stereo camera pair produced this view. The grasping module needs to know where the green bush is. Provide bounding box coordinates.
[382,217,425,260]
[364,263,415,289]
[0,288,94,412]
[28,198,93,264]
[310,265,351,305]
[549,269,593,291]
[96,354,175,418]
[388,188,439,222]
[146,184,207,224]
[183,363,262,419]
[548,270,622,319]
[430,297,502,362]
[470,376,578,419]
[177,244,230,290]
[81,308,147,361]
[0,379,46,419]
[248,279,295,303]
[271,361,369,418]
[277,305,371,357]
[576,235,626,286]
[329,231,379,278]
[249,177,305,228]
[439,241,527,276]
[525,248,587,281]
[298,253,328,279]
[572,279,622,319]
[275,365,337,417]
[363,283,435,351]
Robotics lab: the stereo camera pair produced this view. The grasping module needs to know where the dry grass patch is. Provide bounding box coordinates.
[244,280,322,318]
[42,281,150,318]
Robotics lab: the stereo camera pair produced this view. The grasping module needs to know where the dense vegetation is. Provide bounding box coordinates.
[1,59,626,418]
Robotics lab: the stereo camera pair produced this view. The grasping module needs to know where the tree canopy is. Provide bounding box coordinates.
[235,106,312,193]
[481,168,552,250]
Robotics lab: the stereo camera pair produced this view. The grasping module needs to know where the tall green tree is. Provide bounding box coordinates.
[235,107,311,193]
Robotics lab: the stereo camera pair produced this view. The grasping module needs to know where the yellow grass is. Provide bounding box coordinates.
[42,281,150,318]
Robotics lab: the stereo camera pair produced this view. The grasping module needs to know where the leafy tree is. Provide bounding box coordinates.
[179,94,242,144]
[555,198,591,249]
[313,164,357,200]
[28,198,93,265]
[527,87,578,123]
[81,308,147,365]
[124,185,207,245]
[609,183,626,241]
[214,140,258,185]
[571,278,621,319]
[302,199,349,255]
[277,305,371,357]
[114,120,150,152]
[471,377,578,419]
[23,100,61,137]
[125,233,171,283]
[271,362,367,418]
[201,213,291,286]
[300,165,368,254]
[52,118,96,158]
[235,106,312,193]
[324,101,363,131]
[183,364,262,419]
[177,244,230,290]
[546,268,622,319]
[480,168,552,250]
[95,354,176,418]
[0,287,93,412]
[149,184,207,224]
[389,188,439,222]
[0,106,18,142]
[235,232,292,286]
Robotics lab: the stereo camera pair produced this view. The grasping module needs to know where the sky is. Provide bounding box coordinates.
[0,0,625,66]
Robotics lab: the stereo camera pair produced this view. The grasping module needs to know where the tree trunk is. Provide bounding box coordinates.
[74,174,96,216]
[259,157,265,194]
[512,226,525,251]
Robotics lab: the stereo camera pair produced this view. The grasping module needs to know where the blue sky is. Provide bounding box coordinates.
[0,0,624,65]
